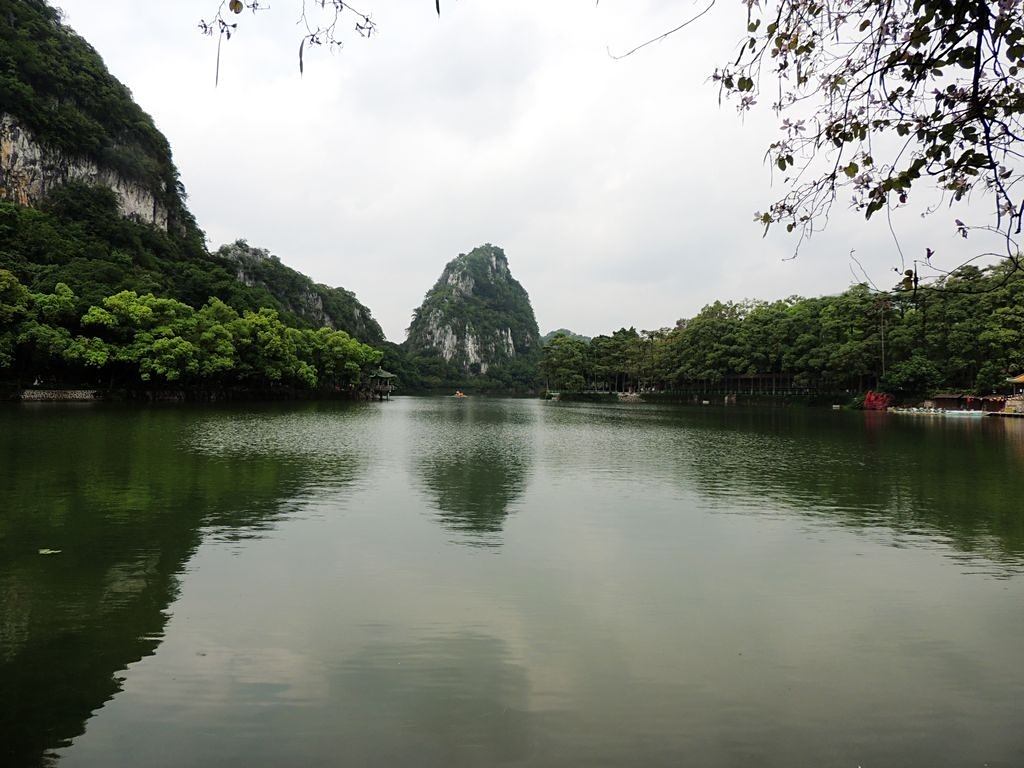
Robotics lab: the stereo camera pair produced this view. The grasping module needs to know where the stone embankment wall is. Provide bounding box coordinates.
[0,114,168,230]
[20,389,99,401]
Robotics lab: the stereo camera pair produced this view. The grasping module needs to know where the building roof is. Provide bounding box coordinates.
[370,368,397,379]
[1006,374,1024,384]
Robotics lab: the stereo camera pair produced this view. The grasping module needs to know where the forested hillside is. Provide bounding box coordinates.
[0,265,381,394]
[0,1,386,395]
[218,241,384,344]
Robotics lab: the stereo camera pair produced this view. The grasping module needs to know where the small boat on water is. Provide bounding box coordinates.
[452,390,468,399]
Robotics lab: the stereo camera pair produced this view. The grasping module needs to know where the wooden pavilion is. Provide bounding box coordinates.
[369,368,397,400]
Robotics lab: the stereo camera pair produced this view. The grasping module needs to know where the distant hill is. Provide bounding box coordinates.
[217,241,384,344]
[405,244,540,375]
[541,329,591,345]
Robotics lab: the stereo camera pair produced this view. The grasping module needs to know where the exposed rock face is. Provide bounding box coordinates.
[217,240,385,344]
[0,115,169,230]
[405,244,539,374]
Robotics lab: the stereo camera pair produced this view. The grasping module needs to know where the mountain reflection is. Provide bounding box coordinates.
[0,404,364,767]
[413,399,535,546]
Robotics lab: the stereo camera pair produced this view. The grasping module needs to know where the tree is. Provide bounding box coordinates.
[228,307,310,387]
[882,354,943,395]
[0,270,32,369]
[539,334,588,392]
[303,326,383,392]
[705,0,1024,272]
[80,291,204,383]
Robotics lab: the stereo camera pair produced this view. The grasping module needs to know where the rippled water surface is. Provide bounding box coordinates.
[2,398,1023,767]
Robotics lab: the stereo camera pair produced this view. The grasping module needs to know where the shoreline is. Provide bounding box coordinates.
[5,388,373,403]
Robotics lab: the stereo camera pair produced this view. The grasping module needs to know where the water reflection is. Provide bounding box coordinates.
[683,410,1024,572]
[331,633,534,765]
[412,399,535,546]
[3,399,1023,768]
[543,403,1024,574]
[184,405,371,539]
[0,404,366,767]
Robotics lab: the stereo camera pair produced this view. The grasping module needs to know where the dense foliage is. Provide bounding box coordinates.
[379,341,539,394]
[2,185,222,311]
[541,265,1024,398]
[0,184,382,342]
[0,268,382,394]
[0,190,383,400]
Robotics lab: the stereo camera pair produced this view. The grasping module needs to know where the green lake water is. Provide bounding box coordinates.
[1,398,1023,767]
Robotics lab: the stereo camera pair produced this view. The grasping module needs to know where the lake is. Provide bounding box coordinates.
[2,397,1023,767]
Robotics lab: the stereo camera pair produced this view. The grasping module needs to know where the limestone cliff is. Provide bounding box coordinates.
[0,115,169,230]
[405,245,539,374]
[0,1,184,231]
[217,241,385,344]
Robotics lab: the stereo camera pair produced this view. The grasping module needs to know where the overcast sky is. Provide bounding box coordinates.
[56,0,995,341]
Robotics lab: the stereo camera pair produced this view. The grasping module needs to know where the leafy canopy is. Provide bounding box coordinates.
[0,269,384,392]
[712,0,1024,266]
[539,262,1024,396]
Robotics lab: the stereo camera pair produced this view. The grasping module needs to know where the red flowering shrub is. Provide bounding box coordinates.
[863,391,894,411]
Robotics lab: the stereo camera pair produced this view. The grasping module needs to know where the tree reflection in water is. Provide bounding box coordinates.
[0,404,364,767]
